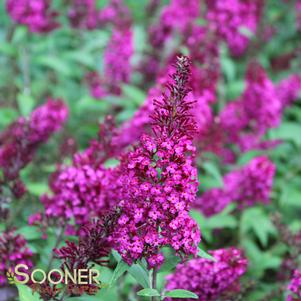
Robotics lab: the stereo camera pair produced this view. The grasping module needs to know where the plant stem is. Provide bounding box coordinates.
[5,198,26,230]
[151,268,157,301]
[46,223,67,272]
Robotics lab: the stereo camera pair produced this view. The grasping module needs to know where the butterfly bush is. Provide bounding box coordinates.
[104,28,133,95]
[6,0,59,33]
[220,62,282,152]
[149,0,200,49]
[187,25,220,104]
[206,0,263,56]
[276,74,301,108]
[41,116,120,227]
[115,65,175,148]
[195,62,295,162]
[165,248,248,301]
[54,218,113,296]
[287,270,301,301]
[68,0,99,30]
[117,60,215,150]
[124,61,300,160]
[0,230,33,286]
[0,99,68,198]
[195,156,275,216]
[86,0,133,97]
[110,57,200,268]
[2,1,301,299]
[98,0,132,27]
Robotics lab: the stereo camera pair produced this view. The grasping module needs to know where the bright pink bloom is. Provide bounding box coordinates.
[149,0,200,48]
[0,99,68,197]
[111,57,201,268]
[166,248,248,301]
[6,0,59,33]
[287,270,301,301]
[104,28,133,95]
[220,63,282,152]
[276,74,301,109]
[41,117,120,226]
[98,0,131,28]
[195,156,275,216]
[206,0,263,56]
[0,230,33,286]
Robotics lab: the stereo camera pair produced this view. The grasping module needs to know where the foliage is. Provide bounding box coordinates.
[0,0,301,301]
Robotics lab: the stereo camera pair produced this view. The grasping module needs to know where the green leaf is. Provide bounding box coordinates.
[104,159,120,168]
[242,239,281,278]
[207,214,237,229]
[225,80,245,99]
[15,226,41,241]
[26,182,49,196]
[280,185,301,208]
[159,249,181,273]
[16,284,41,301]
[137,288,160,297]
[111,249,122,261]
[112,250,149,288]
[17,92,35,116]
[0,108,18,129]
[164,289,198,299]
[240,208,276,247]
[197,247,216,261]
[128,263,150,288]
[238,26,254,38]
[67,51,96,68]
[237,150,262,166]
[122,84,146,107]
[0,42,17,57]
[133,25,147,53]
[221,56,236,82]
[35,56,73,77]
[77,96,108,114]
[109,260,129,286]
[202,162,223,188]
[268,122,301,146]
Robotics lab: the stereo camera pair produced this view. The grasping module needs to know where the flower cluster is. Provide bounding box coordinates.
[86,0,133,97]
[149,0,200,49]
[195,63,299,161]
[68,0,99,30]
[276,74,301,108]
[116,58,215,150]
[103,28,133,95]
[287,270,301,301]
[0,230,33,286]
[85,72,106,99]
[111,56,200,268]
[187,25,220,104]
[54,218,114,296]
[165,248,248,301]
[195,156,275,216]
[115,65,174,148]
[42,164,118,226]
[41,116,120,227]
[206,0,263,56]
[98,0,131,28]
[220,62,282,152]
[6,0,59,33]
[0,99,68,198]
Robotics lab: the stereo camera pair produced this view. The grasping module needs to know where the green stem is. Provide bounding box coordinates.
[46,223,67,272]
[151,268,157,301]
